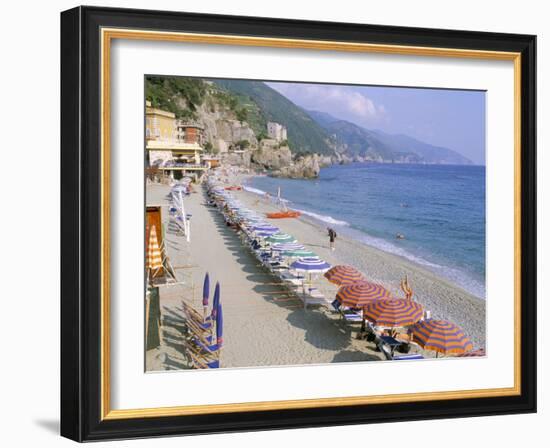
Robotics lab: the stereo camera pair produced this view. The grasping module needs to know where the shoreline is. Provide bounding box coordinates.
[231,172,486,349]
[242,171,486,300]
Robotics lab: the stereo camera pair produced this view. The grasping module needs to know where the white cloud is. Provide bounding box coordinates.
[268,82,387,125]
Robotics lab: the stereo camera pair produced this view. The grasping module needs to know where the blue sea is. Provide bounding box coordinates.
[247,163,486,299]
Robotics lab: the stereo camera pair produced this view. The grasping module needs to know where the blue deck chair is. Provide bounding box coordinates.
[331,299,363,323]
[393,353,425,360]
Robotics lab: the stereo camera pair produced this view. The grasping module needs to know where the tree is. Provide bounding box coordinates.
[236,108,248,123]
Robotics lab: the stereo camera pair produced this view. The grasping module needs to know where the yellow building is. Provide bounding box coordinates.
[145,101,207,181]
[145,100,177,141]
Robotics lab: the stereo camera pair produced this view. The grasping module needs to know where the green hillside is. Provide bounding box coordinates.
[212,79,335,155]
[145,76,207,120]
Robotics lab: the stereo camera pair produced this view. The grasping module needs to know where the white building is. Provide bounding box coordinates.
[267,122,287,142]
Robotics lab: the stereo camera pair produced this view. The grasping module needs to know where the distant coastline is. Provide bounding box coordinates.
[244,162,486,299]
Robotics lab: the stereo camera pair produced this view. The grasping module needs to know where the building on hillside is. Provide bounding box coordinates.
[145,101,208,181]
[267,122,287,142]
[175,120,205,145]
[146,100,177,141]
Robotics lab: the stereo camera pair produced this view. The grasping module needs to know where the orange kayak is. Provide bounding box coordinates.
[266,210,301,219]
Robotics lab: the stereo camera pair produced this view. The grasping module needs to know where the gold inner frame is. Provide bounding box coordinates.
[100,28,522,420]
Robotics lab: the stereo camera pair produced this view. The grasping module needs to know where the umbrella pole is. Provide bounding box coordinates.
[145,290,151,348]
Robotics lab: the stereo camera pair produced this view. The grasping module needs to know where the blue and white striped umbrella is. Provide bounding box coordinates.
[252,225,280,233]
[290,257,331,273]
[271,242,305,251]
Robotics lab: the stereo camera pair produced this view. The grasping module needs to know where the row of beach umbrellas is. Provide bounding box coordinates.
[324,264,477,356]
[207,178,478,358]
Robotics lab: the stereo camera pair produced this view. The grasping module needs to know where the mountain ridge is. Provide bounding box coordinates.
[306,109,473,165]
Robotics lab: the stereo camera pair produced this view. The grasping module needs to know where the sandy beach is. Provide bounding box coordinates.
[145,173,485,371]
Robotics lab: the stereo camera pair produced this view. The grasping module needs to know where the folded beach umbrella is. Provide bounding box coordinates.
[336,280,392,308]
[145,225,163,273]
[266,233,297,244]
[210,282,220,319]
[290,257,331,273]
[271,242,305,252]
[202,272,210,316]
[324,265,365,286]
[216,303,223,349]
[363,298,424,328]
[410,319,474,356]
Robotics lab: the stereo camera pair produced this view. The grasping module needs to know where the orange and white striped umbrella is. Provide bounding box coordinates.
[146,225,163,271]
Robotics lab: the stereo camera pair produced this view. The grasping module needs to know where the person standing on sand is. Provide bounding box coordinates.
[327,227,337,251]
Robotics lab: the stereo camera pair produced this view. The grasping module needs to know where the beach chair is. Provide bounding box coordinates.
[393,354,425,361]
[184,319,220,355]
[182,339,220,369]
[300,287,328,309]
[181,301,213,331]
[331,300,363,323]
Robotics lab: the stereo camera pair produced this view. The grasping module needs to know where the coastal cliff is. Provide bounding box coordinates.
[145,77,473,180]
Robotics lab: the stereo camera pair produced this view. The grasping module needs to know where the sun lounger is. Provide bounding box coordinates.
[299,287,328,309]
[181,301,212,330]
[393,354,424,361]
[331,300,363,323]
[183,340,220,369]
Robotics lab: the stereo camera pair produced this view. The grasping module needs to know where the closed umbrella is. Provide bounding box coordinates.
[211,282,220,319]
[336,280,391,308]
[216,303,223,349]
[325,265,365,286]
[363,298,424,328]
[145,225,163,278]
[210,282,221,341]
[410,319,474,356]
[202,272,210,319]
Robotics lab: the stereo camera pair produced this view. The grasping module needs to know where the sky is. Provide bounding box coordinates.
[266,81,486,165]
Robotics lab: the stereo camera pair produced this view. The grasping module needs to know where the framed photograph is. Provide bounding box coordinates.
[60,6,536,441]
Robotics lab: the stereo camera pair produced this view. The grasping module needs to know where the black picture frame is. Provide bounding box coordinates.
[61,5,536,442]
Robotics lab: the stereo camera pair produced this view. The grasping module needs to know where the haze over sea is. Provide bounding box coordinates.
[247,163,486,299]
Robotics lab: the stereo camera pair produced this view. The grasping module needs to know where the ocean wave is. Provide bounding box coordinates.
[242,185,267,196]
[350,230,485,298]
[295,209,349,226]
[356,232,442,269]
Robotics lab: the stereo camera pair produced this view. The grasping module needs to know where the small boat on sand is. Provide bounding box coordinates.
[266,210,301,219]
[224,185,242,191]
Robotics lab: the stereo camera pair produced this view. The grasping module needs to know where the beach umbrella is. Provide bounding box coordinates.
[271,242,305,252]
[457,348,486,357]
[202,272,210,318]
[216,303,223,349]
[211,282,220,319]
[252,224,279,232]
[290,257,331,273]
[325,265,365,286]
[410,319,474,356]
[363,298,424,328]
[145,225,163,275]
[336,280,392,308]
[281,249,317,258]
[266,233,297,244]
[255,231,278,238]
